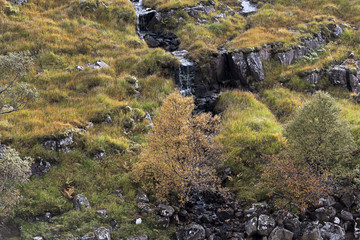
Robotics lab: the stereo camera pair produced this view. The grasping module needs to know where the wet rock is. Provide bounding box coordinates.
[176,223,206,240]
[139,10,161,31]
[257,214,276,236]
[73,194,91,211]
[31,158,52,177]
[158,204,175,217]
[320,222,345,240]
[247,52,265,82]
[245,217,258,236]
[96,210,108,218]
[145,36,160,48]
[87,60,109,69]
[269,227,293,240]
[94,227,111,240]
[228,51,249,86]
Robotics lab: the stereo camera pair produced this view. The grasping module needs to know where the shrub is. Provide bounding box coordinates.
[0,146,33,217]
[285,91,357,173]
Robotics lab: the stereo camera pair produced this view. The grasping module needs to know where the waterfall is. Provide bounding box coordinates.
[172,50,195,96]
[240,0,257,14]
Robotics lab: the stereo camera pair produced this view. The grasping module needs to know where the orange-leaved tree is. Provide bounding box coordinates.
[133,92,222,204]
[262,152,329,213]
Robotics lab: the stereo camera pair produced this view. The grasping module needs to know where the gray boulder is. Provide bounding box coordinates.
[305,72,320,85]
[276,49,295,65]
[301,226,322,240]
[87,60,109,69]
[330,66,347,86]
[269,227,294,240]
[260,45,272,61]
[257,214,276,236]
[96,210,108,218]
[332,25,344,38]
[228,51,249,85]
[158,204,175,217]
[73,194,91,211]
[320,222,345,240]
[315,207,336,222]
[136,191,149,203]
[340,210,353,221]
[245,217,258,236]
[176,224,206,240]
[247,52,265,82]
[94,227,111,240]
[10,0,27,5]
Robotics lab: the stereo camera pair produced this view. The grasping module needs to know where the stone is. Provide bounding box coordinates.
[340,192,354,208]
[315,207,336,222]
[96,210,108,218]
[115,190,125,201]
[245,217,258,236]
[301,227,322,240]
[305,72,320,85]
[33,237,43,240]
[156,216,170,228]
[137,202,157,214]
[10,0,27,5]
[276,49,295,65]
[349,73,360,93]
[175,224,206,240]
[228,51,249,86]
[320,222,345,240]
[135,218,142,225]
[247,52,265,82]
[158,204,175,217]
[340,210,353,221]
[73,194,91,211]
[257,214,276,236]
[283,214,300,233]
[139,10,161,31]
[330,66,347,86]
[87,60,109,69]
[332,24,344,38]
[94,227,111,240]
[136,191,149,203]
[216,208,234,222]
[31,158,52,177]
[145,36,160,48]
[260,45,272,61]
[74,65,85,71]
[269,227,293,240]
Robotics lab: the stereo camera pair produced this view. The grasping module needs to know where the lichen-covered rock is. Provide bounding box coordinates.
[245,217,258,236]
[176,224,206,240]
[257,214,276,236]
[94,227,111,240]
[158,204,175,217]
[276,49,295,65]
[247,52,265,82]
[269,227,294,240]
[87,60,109,69]
[301,226,322,240]
[73,194,91,211]
[320,222,345,240]
[330,65,347,86]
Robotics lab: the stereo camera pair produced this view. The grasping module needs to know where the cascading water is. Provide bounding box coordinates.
[240,0,257,14]
[129,0,195,96]
[172,50,195,96]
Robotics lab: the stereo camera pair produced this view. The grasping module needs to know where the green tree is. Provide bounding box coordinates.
[284,91,356,172]
[133,92,222,204]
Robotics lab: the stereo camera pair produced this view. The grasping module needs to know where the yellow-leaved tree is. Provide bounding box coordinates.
[133,92,222,204]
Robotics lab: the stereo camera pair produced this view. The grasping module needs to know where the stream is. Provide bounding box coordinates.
[129,0,257,98]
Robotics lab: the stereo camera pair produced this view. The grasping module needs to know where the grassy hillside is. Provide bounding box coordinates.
[3,0,360,239]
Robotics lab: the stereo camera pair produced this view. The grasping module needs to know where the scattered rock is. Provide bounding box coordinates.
[176,224,206,240]
[320,222,345,240]
[135,218,142,225]
[257,214,276,236]
[94,227,111,240]
[136,191,149,203]
[269,227,293,240]
[73,194,91,211]
[245,217,258,236]
[87,60,109,69]
[31,158,52,177]
[126,237,148,240]
[158,204,175,217]
[96,210,108,218]
[10,0,27,5]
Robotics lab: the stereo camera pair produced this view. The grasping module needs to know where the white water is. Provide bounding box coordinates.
[172,50,195,96]
[241,0,257,14]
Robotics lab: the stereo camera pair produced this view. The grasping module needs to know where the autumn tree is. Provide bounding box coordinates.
[133,92,222,203]
[262,152,329,213]
[284,91,356,173]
